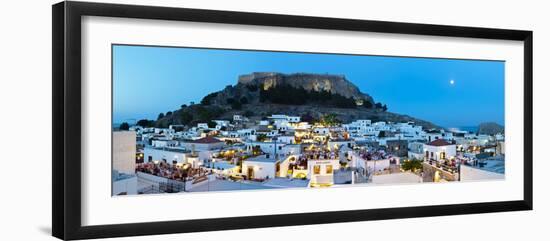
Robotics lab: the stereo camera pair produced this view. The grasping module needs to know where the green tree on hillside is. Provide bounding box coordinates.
[256,134,267,142]
[259,84,357,108]
[231,101,242,110]
[201,92,218,105]
[195,106,224,122]
[207,120,217,128]
[137,119,154,127]
[363,100,373,109]
[179,112,193,125]
[244,110,254,117]
[119,122,130,131]
[320,114,341,126]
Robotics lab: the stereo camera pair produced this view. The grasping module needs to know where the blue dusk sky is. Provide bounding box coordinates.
[113,45,504,127]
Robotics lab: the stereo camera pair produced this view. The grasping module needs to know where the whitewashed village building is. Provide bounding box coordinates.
[307,159,341,187]
[112,131,138,195]
[424,139,457,162]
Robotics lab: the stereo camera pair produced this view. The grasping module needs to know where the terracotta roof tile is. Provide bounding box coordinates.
[192,136,223,144]
[427,139,452,146]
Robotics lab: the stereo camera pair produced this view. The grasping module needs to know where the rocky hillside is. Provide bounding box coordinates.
[478,122,504,135]
[238,72,374,103]
[202,72,374,107]
[155,72,440,129]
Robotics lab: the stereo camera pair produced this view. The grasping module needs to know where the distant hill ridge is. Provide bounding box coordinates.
[478,122,504,135]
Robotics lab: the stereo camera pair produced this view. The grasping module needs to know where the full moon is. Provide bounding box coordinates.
[450,79,455,85]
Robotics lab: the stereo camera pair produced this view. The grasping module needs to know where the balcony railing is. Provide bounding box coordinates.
[426,159,458,173]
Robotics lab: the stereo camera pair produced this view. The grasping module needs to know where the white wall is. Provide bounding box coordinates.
[0,1,548,241]
[143,147,188,164]
[242,161,276,179]
[112,176,138,195]
[281,145,301,155]
[460,165,505,181]
[112,131,136,174]
[307,159,340,179]
[350,154,392,173]
[246,142,285,155]
[425,144,457,161]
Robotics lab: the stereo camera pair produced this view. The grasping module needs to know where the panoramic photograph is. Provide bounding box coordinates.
[111,44,505,196]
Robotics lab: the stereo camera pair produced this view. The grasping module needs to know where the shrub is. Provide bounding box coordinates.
[200,92,218,105]
[401,159,423,172]
[231,101,242,110]
[119,122,130,130]
[259,84,358,108]
[136,119,154,127]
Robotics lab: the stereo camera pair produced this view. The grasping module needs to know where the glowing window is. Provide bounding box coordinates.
[326,165,333,174]
[314,165,321,175]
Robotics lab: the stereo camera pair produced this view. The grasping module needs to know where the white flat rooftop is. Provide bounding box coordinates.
[188,180,278,192]
[244,156,279,163]
[372,172,422,184]
[262,178,309,188]
[211,162,237,170]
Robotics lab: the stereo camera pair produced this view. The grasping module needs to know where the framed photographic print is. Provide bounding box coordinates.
[52,1,533,240]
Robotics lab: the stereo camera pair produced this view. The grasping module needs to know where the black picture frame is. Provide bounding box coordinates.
[52,1,533,240]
